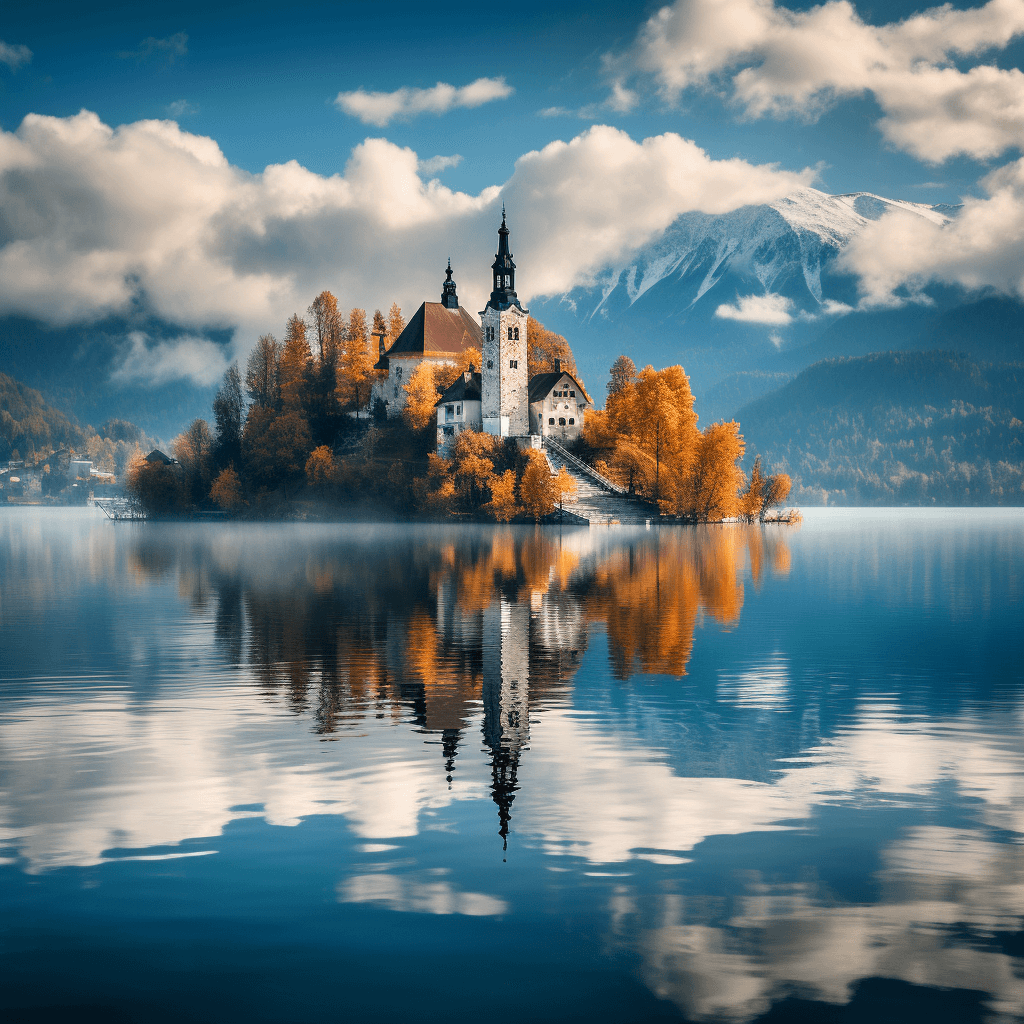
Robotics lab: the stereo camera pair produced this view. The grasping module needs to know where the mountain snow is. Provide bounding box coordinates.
[577,187,955,321]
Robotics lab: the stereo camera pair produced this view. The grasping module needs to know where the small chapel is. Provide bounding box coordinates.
[370,212,591,453]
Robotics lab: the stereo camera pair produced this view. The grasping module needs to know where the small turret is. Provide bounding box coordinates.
[441,258,459,309]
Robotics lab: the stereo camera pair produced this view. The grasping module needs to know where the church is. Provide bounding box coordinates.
[370,211,591,452]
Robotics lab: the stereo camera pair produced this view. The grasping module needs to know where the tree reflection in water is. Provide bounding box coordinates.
[128,525,791,847]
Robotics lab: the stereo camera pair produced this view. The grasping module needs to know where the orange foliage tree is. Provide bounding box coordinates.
[527,316,578,378]
[279,315,312,414]
[338,308,374,412]
[740,456,793,522]
[210,465,245,510]
[403,363,441,430]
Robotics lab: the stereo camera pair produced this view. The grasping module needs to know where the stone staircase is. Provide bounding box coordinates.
[542,437,657,526]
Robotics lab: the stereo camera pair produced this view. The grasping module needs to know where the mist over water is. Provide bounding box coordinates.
[1,508,1022,1023]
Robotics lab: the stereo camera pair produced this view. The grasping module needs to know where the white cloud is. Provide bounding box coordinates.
[0,40,32,71]
[617,0,1024,162]
[114,331,230,386]
[418,153,462,174]
[716,293,794,324]
[334,77,513,126]
[0,111,814,379]
[166,99,198,118]
[839,157,1024,305]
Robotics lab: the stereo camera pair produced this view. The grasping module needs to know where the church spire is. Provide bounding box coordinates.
[486,207,521,312]
[441,257,459,309]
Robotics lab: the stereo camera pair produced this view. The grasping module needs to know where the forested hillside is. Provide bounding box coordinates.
[0,373,86,462]
[738,352,1024,505]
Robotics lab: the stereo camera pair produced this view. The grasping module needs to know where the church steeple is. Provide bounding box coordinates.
[441,258,459,309]
[486,206,522,312]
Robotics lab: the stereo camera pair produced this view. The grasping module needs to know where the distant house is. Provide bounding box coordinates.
[435,370,483,454]
[528,360,591,442]
[371,261,482,419]
[69,459,93,479]
[145,449,178,466]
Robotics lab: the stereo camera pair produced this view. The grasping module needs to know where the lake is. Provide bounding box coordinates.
[1,507,1022,1023]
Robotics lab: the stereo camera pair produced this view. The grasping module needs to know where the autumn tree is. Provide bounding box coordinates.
[242,406,313,495]
[527,316,578,378]
[245,334,280,409]
[337,307,374,412]
[664,421,745,521]
[482,469,518,522]
[212,363,245,469]
[435,348,483,392]
[740,456,792,522]
[305,445,337,494]
[403,362,440,430]
[279,315,312,414]
[127,459,186,517]
[387,302,405,346]
[210,465,245,511]
[173,418,214,504]
[519,448,557,521]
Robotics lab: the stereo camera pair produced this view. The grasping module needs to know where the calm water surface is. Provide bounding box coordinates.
[1,507,1022,1023]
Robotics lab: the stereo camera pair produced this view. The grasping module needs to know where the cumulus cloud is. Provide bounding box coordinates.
[113,331,230,386]
[0,40,32,71]
[119,32,188,64]
[840,157,1024,305]
[0,111,814,381]
[335,77,513,126]
[716,293,794,324]
[418,153,462,174]
[616,0,1024,162]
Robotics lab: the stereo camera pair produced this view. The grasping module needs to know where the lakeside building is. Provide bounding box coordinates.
[370,260,481,419]
[373,212,592,452]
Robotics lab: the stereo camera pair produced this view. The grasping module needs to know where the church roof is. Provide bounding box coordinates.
[375,302,481,368]
[435,371,481,406]
[528,368,592,406]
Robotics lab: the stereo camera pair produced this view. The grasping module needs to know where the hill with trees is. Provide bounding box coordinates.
[737,351,1024,505]
[0,372,86,462]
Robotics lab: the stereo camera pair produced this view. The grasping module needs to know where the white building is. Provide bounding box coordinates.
[370,260,481,419]
[528,359,592,442]
[435,370,482,454]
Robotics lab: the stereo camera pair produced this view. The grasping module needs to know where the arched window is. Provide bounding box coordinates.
[513,327,519,340]
[568,418,575,425]
[558,417,566,426]
[548,417,555,425]
[507,326,513,340]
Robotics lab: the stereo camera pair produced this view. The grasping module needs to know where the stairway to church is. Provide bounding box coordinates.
[542,438,656,525]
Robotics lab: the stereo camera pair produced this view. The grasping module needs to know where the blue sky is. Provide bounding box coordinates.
[1,0,1022,386]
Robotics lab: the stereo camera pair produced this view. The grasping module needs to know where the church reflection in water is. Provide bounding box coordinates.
[159,524,792,847]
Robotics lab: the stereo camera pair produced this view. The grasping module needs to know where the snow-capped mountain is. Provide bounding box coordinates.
[531,187,969,416]
[587,188,953,320]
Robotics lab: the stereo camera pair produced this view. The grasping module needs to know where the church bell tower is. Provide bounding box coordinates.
[481,208,529,437]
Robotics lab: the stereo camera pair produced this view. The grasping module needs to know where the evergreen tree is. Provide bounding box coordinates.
[212,363,245,469]
[608,355,637,398]
[306,292,342,440]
